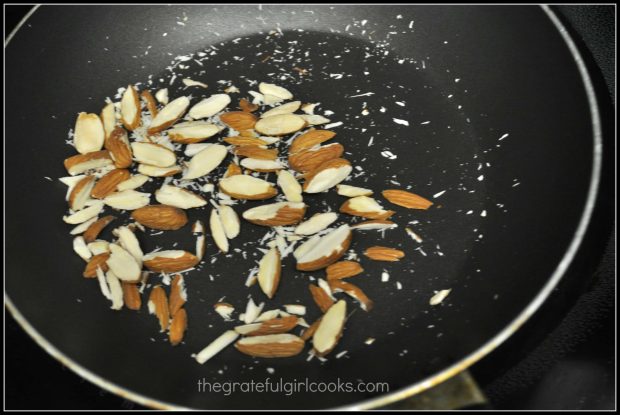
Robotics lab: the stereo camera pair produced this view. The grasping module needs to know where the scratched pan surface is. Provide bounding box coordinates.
[5,5,600,410]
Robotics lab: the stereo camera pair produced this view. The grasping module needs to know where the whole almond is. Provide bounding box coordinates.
[382,189,433,210]
[289,129,336,154]
[131,205,188,230]
[83,253,110,278]
[364,246,405,261]
[83,215,116,242]
[326,261,364,280]
[219,111,258,131]
[122,282,142,310]
[169,308,188,346]
[289,143,344,172]
[104,127,133,169]
[91,169,131,199]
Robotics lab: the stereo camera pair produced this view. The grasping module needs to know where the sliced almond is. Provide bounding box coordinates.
[258,82,293,100]
[219,205,240,239]
[289,143,344,172]
[83,215,115,242]
[243,298,265,324]
[313,300,346,356]
[214,303,235,320]
[188,94,231,119]
[254,309,281,322]
[260,101,301,118]
[169,274,187,316]
[143,250,200,273]
[155,88,169,104]
[299,114,331,125]
[74,113,105,154]
[68,175,96,211]
[430,289,452,306]
[254,114,306,136]
[257,247,281,299]
[329,280,373,311]
[106,270,124,310]
[131,142,176,167]
[104,127,133,169]
[301,318,321,341]
[223,161,243,178]
[64,150,113,176]
[242,202,306,227]
[289,129,336,154]
[83,253,110,278]
[326,261,364,280]
[131,205,187,230]
[70,216,98,235]
[90,168,130,199]
[88,240,110,255]
[169,308,188,346]
[364,246,405,261]
[183,78,208,88]
[148,285,170,331]
[183,144,227,180]
[293,233,321,260]
[303,158,352,194]
[351,219,398,231]
[296,224,352,271]
[234,145,277,160]
[137,164,182,177]
[219,111,257,131]
[340,196,395,219]
[168,121,221,144]
[122,282,142,310]
[100,103,117,140]
[193,220,206,260]
[104,189,150,210]
[236,333,304,358]
[148,96,190,134]
[219,175,277,200]
[277,170,303,203]
[223,136,267,146]
[120,85,141,131]
[63,201,104,224]
[301,103,317,114]
[73,236,92,261]
[95,266,112,301]
[239,98,259,113]
[336,184,373,197]
[141,90,159,118]
[210,208,229,253]
[309,284,335,313]
[240,158,284,172]
[195,330,239,364]
[155,185,206,209]
[237,316,298,336]
[294,212,338,235]
[116,226,143,262]
[382,189,433,210]
[116,174,149,191]
[106,243,142,282]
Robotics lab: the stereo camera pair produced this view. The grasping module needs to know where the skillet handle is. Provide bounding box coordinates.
[379,370,490,410]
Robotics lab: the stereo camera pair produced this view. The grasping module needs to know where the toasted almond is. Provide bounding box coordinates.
[116,174,149,191]
[257,247,281,299]
[137,164,182,177]
[329,280,373,311]
[131,205,187,230]
[326,261,364,280]
[240,158,284,172]
[143,250,200,273]
[313,300,346,356]
[235,333,304,358]
[120,85,141,131]
[309,284,334,313]
[68,175,96,211]
[299,114,331,125]
[351,219,398,231]
[340,196,395,219]
[195,330,239,364]
[183,144,227,180]
[219,175,277,200]
[294,212,338,235]
[240,316,298,336]
[168,121,221,144]
[260,101,301,118]
[83,215,115,242]
[303,158,352,194]
[63,201,104,224]
[239,98,259,113]
[141,90,159,118]
[210,208,229,253]
[122,282,142,310]
[148,96,190,134]
[242,202,306,227]
[64,150,113,176]
[104,127,133,169]
[155,185,206,209]
[296,224,352,271]
[115,226,143,262]
[169,308,188,346]
[234,145,277,160]
[288,143,344,172]
[364,246,405,261]
[223,136,267,146]
[219,205,240,239]
[214,303,235,320]
[277,170,303,203]
[300,318,321,341]
[100,103,117,140]
[106,243,142,282]
[258,82,293,100]
[104,189,150,210]
[74,113,105,154]
[148,286,170,331]
[105,270,124,310]
[188,93,230,119]
[219,111,258,131]
[169,274,187,316]
[336,184,373,197]
[90,169,130,199]
[223,161,243,178]
[382,189,433,210]
[254,114,306,136]
[131,142,176,167]
[83,253,110,278]
[73,235,91,261]
[289,129,336,154]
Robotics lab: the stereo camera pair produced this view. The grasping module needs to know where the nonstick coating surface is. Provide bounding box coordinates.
[5,5,599,409]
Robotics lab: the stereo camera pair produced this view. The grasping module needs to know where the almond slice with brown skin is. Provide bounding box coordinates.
[309,284,335,313]
[239,98,259,113]
[382,189,433,210]
[74,113,105,154]
[219,111,258,131]
[242,202,306,226]
[329,280,374,311]
[277,170,303,203]
[106,270,124,310]
[69,216,97,235]
[313,299,347,357]
[106,243,142,282]
[195,330,239,364]
[326,261,364,280]
[104,190,150,210]
[258,82,293,100]
[340,196,395,219]
[300,318,321,341]
[235,333,305,358]
[155,185,206,209]
[257,247,281,299]
[254,114,306,136]
[223,161,243,178]
[68,175,96,211]
[169,308,188,346]
[234,145,278,160]
[143,250,200,273]
[303,158,352,194]
[218,175,277,200]
[336,184,373,197]
[104,127,133,169]
[236,316,298,336]
[90,169,130,199]
[210,208,229,253]
[64,150,113,176]
[83,215,115,242]
[223,136,267,146]
[240,158,284,172]
[148,96,190,134]
[122,282,142,310]
[294,212,338,235]
[219,205,240,239]
[137,164,182,177]
[83,252,110,278]
[189,94,231,119]
[168,121,222,144]
[141,90,159,118]
[115,226,143,262]
[131,205,188,230]
[260,101,301,118]
[288,143,344,172]
[296,224,352,271]
[351,219,398,231]
[169,274,187,316]
[120,85,141,131]
[183,144,227,180]
[63,201,104,224]
[148,285,170,332]
[364,246,405,261]
[289,129,336,154]
[100,103,117,140]
[131,142,176,167]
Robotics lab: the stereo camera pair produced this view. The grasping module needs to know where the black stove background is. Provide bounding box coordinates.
[4,5,615,410]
